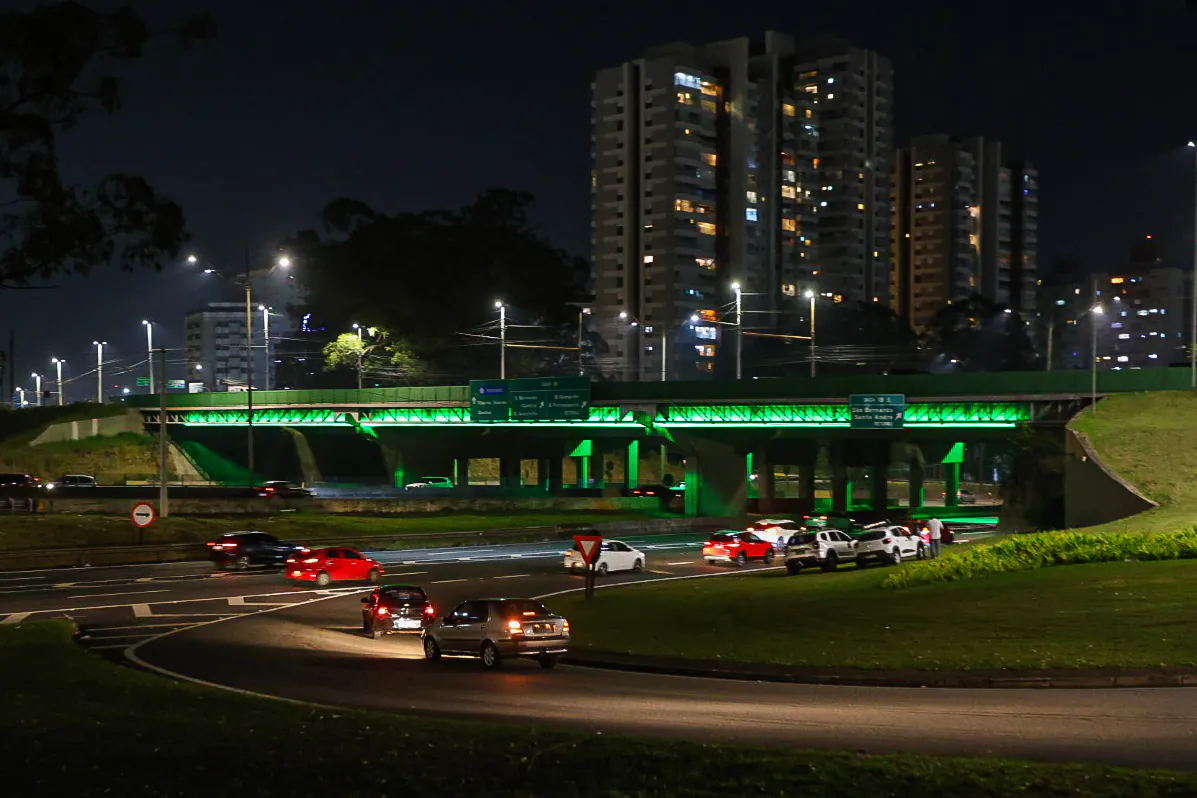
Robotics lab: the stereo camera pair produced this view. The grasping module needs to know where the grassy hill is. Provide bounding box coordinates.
[0,404,163,484]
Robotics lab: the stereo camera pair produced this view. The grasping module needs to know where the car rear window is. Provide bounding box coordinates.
[859,530,886,541]
[498,600,549,617]
[710,534,734,542]
[381,588,426,602]
[787,533,817,545]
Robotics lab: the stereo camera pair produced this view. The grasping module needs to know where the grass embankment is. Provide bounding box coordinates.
[0,432,164,484]
[559,561,1197,670]
[4,622,1193,797]
[0,510,668,552]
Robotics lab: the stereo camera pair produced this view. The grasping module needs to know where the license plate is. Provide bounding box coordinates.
[290,571,301,577]
[394,619,421,629]
[531,623,553,633]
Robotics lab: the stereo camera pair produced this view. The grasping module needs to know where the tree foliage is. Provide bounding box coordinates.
[749,299,920,376]
[921,294,1039,371]
[290,188,587,382]
[0,2,214,289]
[322,331,424,385]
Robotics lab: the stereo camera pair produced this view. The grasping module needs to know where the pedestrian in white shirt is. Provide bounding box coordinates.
[926,516,944,558]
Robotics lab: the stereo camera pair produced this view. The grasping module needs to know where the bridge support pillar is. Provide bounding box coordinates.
[674,432,747,517]
[623,440,639,490]
[538,457,563,493]
[799,452,816,502]
[908,455,924,509]
[945,462,961,508]
[499,457,521,490]
[831,445,851,513]
[589,445,606,490]
[454,457,470,487]
[754,450,775,513]
[378,442,405,488]
[870,452,890,511]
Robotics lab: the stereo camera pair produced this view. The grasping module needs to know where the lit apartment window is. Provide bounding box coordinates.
[781,284,796,296]
[781,186,796,199]
[857,203,865,210]
[804,108,812,119]
[697,221,716,236]
[781,218,797,232]
[700,82,718,97]
[1110,277,1124,284]
[701,99,717,114]
[674,198,694,212]
[826,93,835,100]
[702,152,717,166]
[695,345,716,357]
[783,169,796,182]
[677,91,694,105]
[643,255,654,264]
[746,191,757,204]
[782,103,796,117]
[695,257,716,270]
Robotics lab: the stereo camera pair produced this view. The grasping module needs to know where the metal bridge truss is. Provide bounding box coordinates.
[149,401,1029,428]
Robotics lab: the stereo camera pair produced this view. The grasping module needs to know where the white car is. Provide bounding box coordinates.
[563,539,645,575]
[854,524,920,567]
[404,476,454,490]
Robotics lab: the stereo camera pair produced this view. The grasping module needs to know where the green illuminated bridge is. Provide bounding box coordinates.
[125,369,1186,517]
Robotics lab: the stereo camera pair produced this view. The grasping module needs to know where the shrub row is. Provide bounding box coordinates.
[881,528,1197,589]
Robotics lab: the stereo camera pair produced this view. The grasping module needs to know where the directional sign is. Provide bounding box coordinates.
[849,393,906,429]
[130,502,157,528]
[167,379,186,390]
[509,376,590,421]
[573,534,603,565]
[136,377,150,387]
[469,379,509,421]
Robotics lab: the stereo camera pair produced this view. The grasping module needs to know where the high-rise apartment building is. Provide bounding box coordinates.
[590,33,892,380]
[891,135,1038,331]
[1093,237,1185,369]
[185,302,274,391]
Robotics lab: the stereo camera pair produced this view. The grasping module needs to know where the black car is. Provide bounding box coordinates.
[256,481,313,498]
[360,585,435,638]
[207,531,306,571]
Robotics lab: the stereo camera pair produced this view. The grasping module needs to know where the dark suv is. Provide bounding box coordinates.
[360,585,435,637]
[207,531,306,571]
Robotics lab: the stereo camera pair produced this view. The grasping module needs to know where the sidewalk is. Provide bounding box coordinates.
[565,650,1197,689]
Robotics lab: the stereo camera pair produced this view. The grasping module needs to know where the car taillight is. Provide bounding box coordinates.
[302,557,318,564]
[632,489,642,495]
[562,620,570,634]
[507,620,524,634]
[423,605,435,616]
[376,606,389,616]
[883,538,892,544]
[206,541,216,547]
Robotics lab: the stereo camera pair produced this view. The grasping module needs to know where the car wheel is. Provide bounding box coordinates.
[763,549,774,565]
[705,558,716,565]
[423,636,441,661]
[538,653,559,670]
[597,562,608,576]
[364,621,378,640]
[234,555,251,572]
[366,568,381,584]
[820,553,838,573]
[785,561,802,576]
[891,549,903,566]
[735,551,747,567]
[315,571,331,587]
[632,558,643,573]
[480,640,501,669]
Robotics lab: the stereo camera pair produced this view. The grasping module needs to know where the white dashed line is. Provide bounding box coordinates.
[86,622,192,632]
[80,632,160,641]
[0,576,40,583]
[666,561,693,566]
[1,612,32,625]
[387,571,428,576]
[431,579,468,584]
[67,589,170,599]
[492,574,528,580]
[89,642,135,650]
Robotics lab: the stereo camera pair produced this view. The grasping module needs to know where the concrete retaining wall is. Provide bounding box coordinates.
[31,410,146,446]
[1064,428,1157,529]
[38,495,663,516]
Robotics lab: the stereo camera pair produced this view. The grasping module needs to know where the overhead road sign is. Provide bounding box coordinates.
[849,393,906,429]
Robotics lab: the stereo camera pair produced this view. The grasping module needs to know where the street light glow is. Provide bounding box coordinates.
[1189,141,1196,148]
[186,254,198,264]
[618,311,628,320]
[690,313,700,323]
[141,319,150,326]
[731,281,741,292]
[494,300,503,309]
[1092,305,1104,315]
[203,268,216,275]
[276,255,292,268]
[803,290,814,299]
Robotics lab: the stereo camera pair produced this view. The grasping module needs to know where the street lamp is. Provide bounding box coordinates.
[804,290,817,378]
[1188,141,1196,387]
[31,373,41,406]
[352,322,363,341]
[731,282,743,379]
[260,305,272,390]
[1091,304,1105,412]
[190,250,291,484]
[51,358,64,406]
[495,301,507,379]
[141,320,154,392]
[577,308,591,376]
[92,341,106,403]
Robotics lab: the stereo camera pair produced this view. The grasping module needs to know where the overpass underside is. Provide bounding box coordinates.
[148,399,1054,518]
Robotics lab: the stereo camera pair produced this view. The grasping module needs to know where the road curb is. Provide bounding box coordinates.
[562,652,1197,689]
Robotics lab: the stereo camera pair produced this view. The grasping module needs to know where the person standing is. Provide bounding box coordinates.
[926,516,944,558]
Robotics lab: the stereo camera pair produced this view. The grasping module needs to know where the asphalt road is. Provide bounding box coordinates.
[11,524,1192,772]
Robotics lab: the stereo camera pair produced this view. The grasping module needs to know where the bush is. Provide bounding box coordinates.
[882,528,1197,589]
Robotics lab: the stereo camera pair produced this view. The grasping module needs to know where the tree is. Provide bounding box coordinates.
[291,189,588,382]
[921,294,1039,371]
[0,3,214,289]
[322,330,424,388]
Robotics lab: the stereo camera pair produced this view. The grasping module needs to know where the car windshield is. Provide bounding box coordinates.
[858,530,887,541]
[787,533,817,545]
[498,599,550,617]
[381,588,426,602]
[709,534,734,543]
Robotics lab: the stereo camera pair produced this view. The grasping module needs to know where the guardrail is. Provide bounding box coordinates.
[0,516,728,570]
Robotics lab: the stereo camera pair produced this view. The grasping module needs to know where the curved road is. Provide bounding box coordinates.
[6,528,1195,771]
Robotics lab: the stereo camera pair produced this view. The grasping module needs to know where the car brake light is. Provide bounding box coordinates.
[376,606,389,616]
[302,557,318,564]
[206,542,215,547]
[507,620,524,634]
[424,605,435,616]
[562,620,570,634]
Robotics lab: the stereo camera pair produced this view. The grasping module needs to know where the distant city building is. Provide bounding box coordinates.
[891,135,1038,331]
[590,33,892,380]
[184,302,274,391]
[1037,271,1092,371]
[1093,237,1185,369]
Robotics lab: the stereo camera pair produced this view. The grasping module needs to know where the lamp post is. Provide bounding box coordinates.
[189,250,290,485]
[577,308,590,376]
[261,305,271,390]
[51,358,64,406]
[731,282,743,379]
[92,341,106,403]
[1091,304,1104,412]
[495,301,507,379]
[1188,142,1197,388]
[16,387,25,407]
[804,290,817,378]
[141,320,154,393]
[352,323,363,341]
[31,373,41,406]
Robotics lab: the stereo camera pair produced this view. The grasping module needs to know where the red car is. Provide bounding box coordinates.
[285,547,385,587]
[702,531,776,566]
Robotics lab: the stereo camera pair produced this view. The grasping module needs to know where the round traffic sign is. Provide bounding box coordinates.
[130,502,157,528]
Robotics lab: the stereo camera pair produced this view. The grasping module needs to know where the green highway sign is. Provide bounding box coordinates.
[509,376,590,421]
[166,379,187,390]
[136,377,150,387]
[849,393,906,429]
[468,379,510,421]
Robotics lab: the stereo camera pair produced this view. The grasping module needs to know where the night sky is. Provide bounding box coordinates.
[5,0,1197,398]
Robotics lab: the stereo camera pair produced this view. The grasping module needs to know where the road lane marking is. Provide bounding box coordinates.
[227,596,299,607]
[0,576,41,582]
[89,642,136,650]
[87,622,193,632]
[387,571,428,576]
[2,612,32,624]
[80,632,162,641]
[492,574,528,579]
[534,566,784,600]
[430,579,467,584]
[647,569,672,575]
[68,589,170,599]
[666,561,693,566]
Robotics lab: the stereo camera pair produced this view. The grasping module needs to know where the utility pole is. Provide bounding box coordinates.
[496,301,507,379]
[660,329,667,381]
[157,347,170,518]
[1045,321,1054,372]
[732,282,743,379]
[142,320,154,392]
[244,246,255,487]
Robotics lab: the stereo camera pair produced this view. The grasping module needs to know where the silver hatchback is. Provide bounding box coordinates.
[421,598,570,670]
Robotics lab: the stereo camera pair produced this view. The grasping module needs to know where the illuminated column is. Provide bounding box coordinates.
[908,455,925,508]
[945,462,961,508]
[454,457,469,487]
[623,440,639,490]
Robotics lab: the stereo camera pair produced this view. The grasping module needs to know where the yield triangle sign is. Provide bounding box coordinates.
[574,535,603,565]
